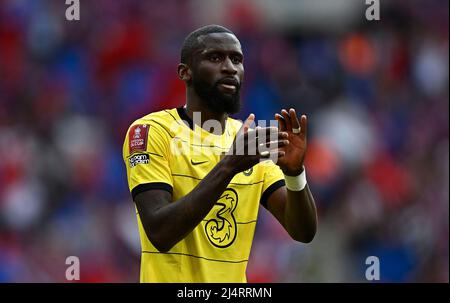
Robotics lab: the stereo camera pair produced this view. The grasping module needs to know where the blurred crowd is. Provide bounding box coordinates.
[0,0,448,282]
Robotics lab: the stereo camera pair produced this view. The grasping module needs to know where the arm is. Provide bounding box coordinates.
[266,109,318,243]
[135,115,288,252]
[134,160,235,252]
[266,180,317,243]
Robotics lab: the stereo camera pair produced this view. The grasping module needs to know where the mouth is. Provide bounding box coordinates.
[218,83,237,93]
[217,78,239,94]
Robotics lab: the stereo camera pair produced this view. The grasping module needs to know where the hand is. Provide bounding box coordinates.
[222,113,289,175]
[275,108,308,176]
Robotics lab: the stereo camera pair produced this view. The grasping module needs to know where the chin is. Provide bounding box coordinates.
[199,89,241,114]
[222,95,241,113]
[218,99,238,114]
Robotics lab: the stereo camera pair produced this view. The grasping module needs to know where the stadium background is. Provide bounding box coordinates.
[0,0,448,282]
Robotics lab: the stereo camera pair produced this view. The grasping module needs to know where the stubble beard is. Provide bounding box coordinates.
[191,74,241,115]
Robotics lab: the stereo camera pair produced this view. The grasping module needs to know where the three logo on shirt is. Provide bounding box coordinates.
[205,188,238,248]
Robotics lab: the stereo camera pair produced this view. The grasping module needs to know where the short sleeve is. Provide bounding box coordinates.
[260,160,285,208]
[123,122,173,200]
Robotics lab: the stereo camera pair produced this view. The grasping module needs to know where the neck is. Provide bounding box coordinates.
[185,89,227,135]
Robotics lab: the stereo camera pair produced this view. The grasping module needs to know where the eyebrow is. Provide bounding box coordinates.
[202,49,244,58]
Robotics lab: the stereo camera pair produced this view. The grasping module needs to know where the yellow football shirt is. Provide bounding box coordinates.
[123,107,285,282]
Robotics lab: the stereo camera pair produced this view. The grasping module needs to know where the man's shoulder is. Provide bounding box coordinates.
[132,108,179,126]
[126,108,180,142]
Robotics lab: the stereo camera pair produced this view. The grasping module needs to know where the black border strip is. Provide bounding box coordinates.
[131,182,173,200]
[260,179,285,209]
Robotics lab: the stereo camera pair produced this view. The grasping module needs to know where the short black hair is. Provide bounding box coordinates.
[180,24,235,64]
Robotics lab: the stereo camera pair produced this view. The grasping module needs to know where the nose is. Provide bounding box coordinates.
[221,57,238,75]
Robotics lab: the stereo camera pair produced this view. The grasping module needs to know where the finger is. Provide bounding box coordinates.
[289,108,301,132]
[240,113,255,134]
[255,126,279,138]
[260,150,285,159]
[300,114,307,139]
[254,128,288,145]
[259,139,289,149]
[250,132,288,142]
[281,109,292,131]
[261,127,290,139]
[275,114,287,132]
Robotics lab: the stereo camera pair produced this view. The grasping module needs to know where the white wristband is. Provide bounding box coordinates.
[284,167,307,191]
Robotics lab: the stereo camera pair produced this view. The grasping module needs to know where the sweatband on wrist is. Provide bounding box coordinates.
[284,167,307,191]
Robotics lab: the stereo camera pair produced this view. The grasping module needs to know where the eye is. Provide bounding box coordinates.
[231,56,243,64]
[209,54,221,62]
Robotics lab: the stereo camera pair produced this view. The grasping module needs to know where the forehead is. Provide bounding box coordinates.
[196,33,242,54]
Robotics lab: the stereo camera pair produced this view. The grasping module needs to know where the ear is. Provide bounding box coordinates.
[177,63,192,82]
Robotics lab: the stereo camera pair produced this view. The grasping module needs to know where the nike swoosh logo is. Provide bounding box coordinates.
[191,159,208,165]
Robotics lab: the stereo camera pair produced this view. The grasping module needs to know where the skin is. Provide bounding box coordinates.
[134,32,317,252]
